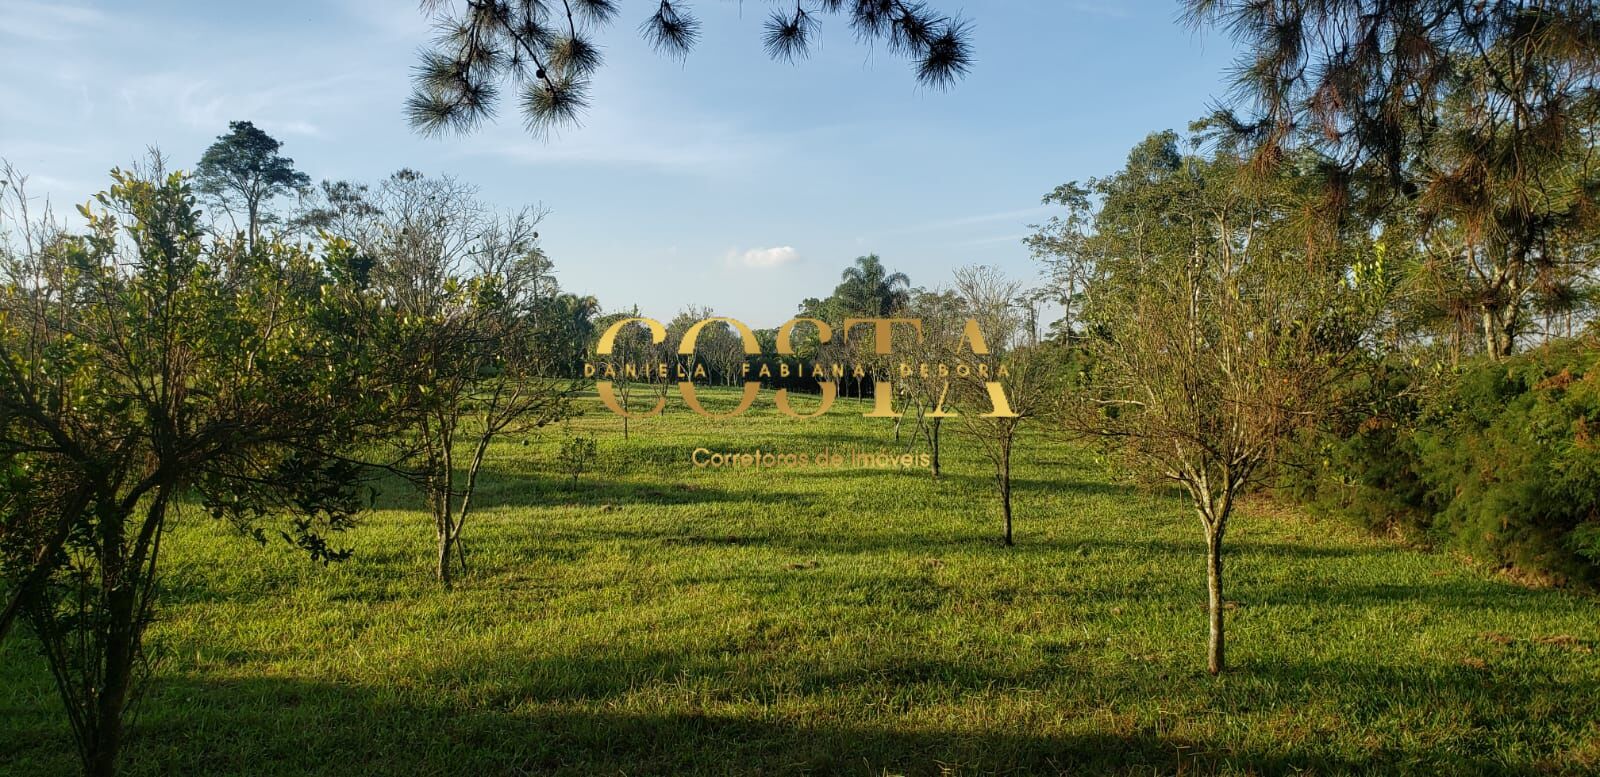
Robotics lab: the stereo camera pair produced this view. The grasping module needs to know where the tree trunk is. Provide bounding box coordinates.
[88,583,137,777]
[1001,444,1013,546]
[1498,310,1517,359]
[436,522,455,585]
[1002,485,1013,546]
[86,495,150,777]
[1205,530,1224,675]
[246,199,260,252]
[930,419,941,479]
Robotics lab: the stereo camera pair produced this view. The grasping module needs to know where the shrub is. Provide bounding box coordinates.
[557,435,598,488]
[1282,338,1600,586]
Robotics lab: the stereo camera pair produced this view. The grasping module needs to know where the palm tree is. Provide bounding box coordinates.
[833,254,912,404]
[836,254,912,317]
[557,293,600,376]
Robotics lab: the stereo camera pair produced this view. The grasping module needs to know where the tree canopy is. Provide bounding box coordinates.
[193,121,311,247]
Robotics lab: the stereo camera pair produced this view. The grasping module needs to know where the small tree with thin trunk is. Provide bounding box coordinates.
[900,288,964,476]
[592,307,654,439]
[324,170,577,584]
[1059,132,1369,674]
[950,266,1054,546]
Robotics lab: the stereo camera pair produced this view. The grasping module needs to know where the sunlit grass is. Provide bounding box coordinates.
[4,389,1598,775]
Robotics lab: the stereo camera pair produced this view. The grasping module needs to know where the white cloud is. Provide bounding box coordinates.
[0,1,107,42]
[111,71,381,134]
[727,246,800,269]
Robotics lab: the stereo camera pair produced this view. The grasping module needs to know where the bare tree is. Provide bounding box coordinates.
[951,266,1053,546]
[898,288,963,475]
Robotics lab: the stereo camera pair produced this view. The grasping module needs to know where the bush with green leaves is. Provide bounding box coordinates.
[1284,338,1600,586]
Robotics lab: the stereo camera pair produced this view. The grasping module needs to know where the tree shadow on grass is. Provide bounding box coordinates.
[1249,578,1598,612]
[367,464,816,513]
[10,650,1593,776]
[935,472,1147,499]
[1043,536,1402,562]
[536,523,1394,566]
[1,675,1357,777]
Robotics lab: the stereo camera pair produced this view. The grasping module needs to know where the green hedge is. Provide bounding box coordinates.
[1283,338,1600,587]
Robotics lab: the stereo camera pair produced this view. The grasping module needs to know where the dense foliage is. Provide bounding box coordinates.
[0,164,387,776]
[1284,337,1600,586]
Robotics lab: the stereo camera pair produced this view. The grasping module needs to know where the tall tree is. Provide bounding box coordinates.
[1025,182,1097,339]
[832,254,912,403]
[193,121,311,250]
[1186,0,1600,357]
[407,0,973,137]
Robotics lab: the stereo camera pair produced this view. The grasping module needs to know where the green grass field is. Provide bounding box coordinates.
[4,390,1599,775]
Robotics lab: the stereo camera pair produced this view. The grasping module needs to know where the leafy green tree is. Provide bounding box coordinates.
[1059,132,1372,674]
[827,254,912,403]
[549,292,601,376]
[557,433,599,488]
[193,121,311,250]
[408,0,973,137]
[666,305,715,383]
[0,163,386,776]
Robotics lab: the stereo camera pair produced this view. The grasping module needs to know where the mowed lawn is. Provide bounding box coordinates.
[3,389,1598,776]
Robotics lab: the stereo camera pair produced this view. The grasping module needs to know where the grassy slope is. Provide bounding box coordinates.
[3,390,1598,776]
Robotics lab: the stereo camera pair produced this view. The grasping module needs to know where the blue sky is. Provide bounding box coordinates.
[0,0,1238,327]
